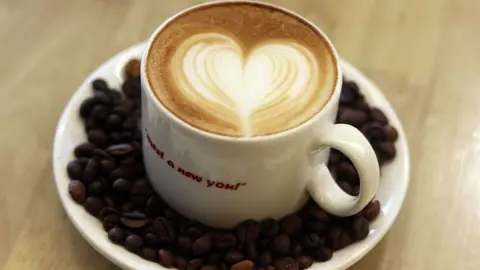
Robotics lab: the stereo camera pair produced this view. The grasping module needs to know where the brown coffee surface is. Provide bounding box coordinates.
[146,2,337,137]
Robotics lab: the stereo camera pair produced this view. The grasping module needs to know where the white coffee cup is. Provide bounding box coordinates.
[140,0,379,228]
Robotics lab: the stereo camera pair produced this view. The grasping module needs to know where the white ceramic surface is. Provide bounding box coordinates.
[53,42,410,270]
[140,2,379,227]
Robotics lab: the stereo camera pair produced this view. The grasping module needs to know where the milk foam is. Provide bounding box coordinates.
[170,33,321,137]
[146,2,337,137]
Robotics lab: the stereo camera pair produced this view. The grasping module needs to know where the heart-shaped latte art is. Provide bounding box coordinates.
[170,33,327,137]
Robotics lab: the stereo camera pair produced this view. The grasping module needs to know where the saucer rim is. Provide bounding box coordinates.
[52,42,410,270]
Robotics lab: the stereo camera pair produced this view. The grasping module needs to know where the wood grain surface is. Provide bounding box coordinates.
[1,0,479,269]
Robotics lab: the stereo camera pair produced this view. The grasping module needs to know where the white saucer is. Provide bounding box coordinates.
[53,42,410,270]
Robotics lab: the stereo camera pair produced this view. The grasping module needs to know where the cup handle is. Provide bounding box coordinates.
[307,124,379,217]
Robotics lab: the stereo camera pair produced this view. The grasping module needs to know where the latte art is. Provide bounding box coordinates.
[146,2,337,137]
[171,33,321,136]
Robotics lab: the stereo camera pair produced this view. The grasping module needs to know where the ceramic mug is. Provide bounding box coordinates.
[140,0,379,228]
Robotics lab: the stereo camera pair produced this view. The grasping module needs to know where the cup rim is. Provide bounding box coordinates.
[141,0,343,143]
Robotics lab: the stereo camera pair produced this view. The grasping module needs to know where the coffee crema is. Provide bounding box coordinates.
[146,2,337,137]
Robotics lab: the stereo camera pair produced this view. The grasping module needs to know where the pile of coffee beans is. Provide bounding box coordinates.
[66,59,396,270]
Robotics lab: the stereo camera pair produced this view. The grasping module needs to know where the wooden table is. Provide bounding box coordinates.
[1,0,478,269]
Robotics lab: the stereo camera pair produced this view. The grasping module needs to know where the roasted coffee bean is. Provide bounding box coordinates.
[338,162,358,183]
[273,234,290,256]
[92,79,109,92]
[106,144,133,156]
[110,90,122,101]
[100,207,119,219]
[69,180,86,203]
[296,256,313,270]
[351,216,369,241]
[67,160,84,180]
[177,235,193,254]
[123,117,136,130]
[119,202,135,213]
[92,148,111,159]
[176,256,189,270]
[385,125,398,142]
[125,59,141,78]
[103,220,116,231]
[91,105,109,122]
[123,81,141,99]
[237,220,260,244]
[87,181,104,197]
[290,241,303,257]
[141,248,158,262]
[104,214,120,224]
[78,157,90,166]
[74,142,96,158]
[340,81,359,105]
[200,265,219,270]
[84,197,104,217]
[145,233,158,247]
[93,91,112,105]
[280,215,302,236]
[186,226,204,239]
[106,114,123,131]
[305,206,330,222]
[187,259,204,270]
[257,237,270,252]
[374,142,396,161]
[113,105,131,117]
[103,196,115,207]
[120,155,136,166]
[208,253,221,264]
[354,100,370,113]
[371,108,388,124]
[120,212,148,229]
[231,260,254,270]
[109,132,122,143]
[338,109,368,127]
[100,159,115,174]
[131,179,155,196]
[363,123,387,142]
[120,131,133,142]
[306,221,329,235]
[88,129,107,146]
[125,234,144,252]
[145,196,163,217]
[337,180,355,196]
[154,217,177,242]
[113,178,133,192]
[259,250,272,267]
[328,227,352,250]
[130,195,149,208]
[301,233,322,249]
[328,150,343,165]
[312,247,333,262]
[108,227,126,244]
[212,232,237,251]
[82,158,99,184]
[225,250,244,265]
[192,235,212,256]
[274,257,299,270]
[110,166,136,180]
[260,218,279,238]
[245,242,258,261]
[80,97,98,118]
[159,249,175,268]
[363,200,381,221]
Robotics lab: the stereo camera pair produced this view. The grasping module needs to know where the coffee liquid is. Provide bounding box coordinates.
[146,2,337,137]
